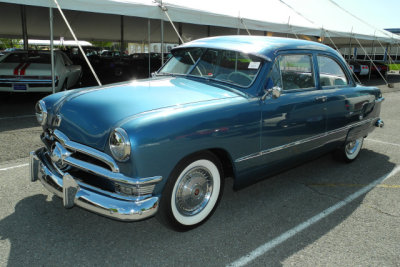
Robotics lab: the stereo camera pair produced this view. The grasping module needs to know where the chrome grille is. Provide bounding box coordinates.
[41,129,162,197]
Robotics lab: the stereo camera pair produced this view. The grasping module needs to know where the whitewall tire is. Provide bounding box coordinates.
[157,152,224,231]
[334,137,364,163]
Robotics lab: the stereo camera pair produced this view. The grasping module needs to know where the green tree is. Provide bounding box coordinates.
[0,38,22,49]
[91,41,114,49]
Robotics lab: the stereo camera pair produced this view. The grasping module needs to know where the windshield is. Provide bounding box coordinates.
[158,48,263,87]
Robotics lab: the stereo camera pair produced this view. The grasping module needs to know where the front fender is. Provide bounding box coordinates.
[120,97,261,194]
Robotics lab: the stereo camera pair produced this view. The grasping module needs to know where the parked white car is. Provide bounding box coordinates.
[0,50,82,92]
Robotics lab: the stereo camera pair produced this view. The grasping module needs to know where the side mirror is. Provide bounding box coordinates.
[151,72,157,78]
[261,86,282,101]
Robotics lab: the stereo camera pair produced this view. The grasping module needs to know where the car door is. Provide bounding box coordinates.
[260,52,328,169]
[316,53,377,145]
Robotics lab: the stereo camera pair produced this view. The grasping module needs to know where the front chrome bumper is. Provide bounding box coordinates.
[30,148,160,221]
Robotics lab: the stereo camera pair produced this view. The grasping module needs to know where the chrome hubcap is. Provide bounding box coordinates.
[175,167,213,216]
[345,138,361,156]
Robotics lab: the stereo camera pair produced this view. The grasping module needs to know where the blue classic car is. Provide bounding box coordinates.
[30,36,384,230]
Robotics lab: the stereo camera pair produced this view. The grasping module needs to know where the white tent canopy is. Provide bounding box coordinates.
[0,0,398,45]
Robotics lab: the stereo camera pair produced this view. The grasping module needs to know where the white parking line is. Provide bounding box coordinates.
[366,139,400,148]
[0,115,35,120]
[0,163,29,171]
[227,165,400,267]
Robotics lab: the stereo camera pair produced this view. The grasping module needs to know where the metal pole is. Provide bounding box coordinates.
[348,28,353,62]
[49,8,55,94]
[161,19,164,65]
[53,0,101,86]
[20,5,28,50]
[120,15,124,55]
[384,45,388,63]
[178,23,183,44]
[368,37,375,80]
[148,18,151,77]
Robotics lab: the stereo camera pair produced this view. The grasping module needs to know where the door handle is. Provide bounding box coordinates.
[315,96,327,102]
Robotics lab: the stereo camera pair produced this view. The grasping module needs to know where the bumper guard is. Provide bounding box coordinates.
[30,148,160,221]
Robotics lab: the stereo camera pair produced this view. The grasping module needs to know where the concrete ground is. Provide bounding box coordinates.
[0,75,399,266]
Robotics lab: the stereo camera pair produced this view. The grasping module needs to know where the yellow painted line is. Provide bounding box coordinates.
[308,183,400,189]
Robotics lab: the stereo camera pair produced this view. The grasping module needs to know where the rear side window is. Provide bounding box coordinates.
[317,56,348,87]
[2,52,50,64]
[272,54,315,90]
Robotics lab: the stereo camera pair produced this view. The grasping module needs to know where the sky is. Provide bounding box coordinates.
[333,0,399,29]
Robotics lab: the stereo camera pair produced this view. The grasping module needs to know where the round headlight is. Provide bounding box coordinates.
[35,100,47,126]
[109,128,131,162]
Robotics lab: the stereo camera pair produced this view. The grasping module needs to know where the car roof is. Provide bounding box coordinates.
[174,35,336,61]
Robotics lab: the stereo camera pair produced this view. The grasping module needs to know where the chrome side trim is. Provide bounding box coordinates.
[235,118,377,163]
[53,129,120,173]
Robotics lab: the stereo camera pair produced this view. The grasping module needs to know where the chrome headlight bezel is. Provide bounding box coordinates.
[35,100,47,126]
[109,128,131,162]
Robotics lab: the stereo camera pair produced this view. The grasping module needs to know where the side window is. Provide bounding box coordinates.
[317,56,348,87]
[278,54,315,90]
[269,59,282,88]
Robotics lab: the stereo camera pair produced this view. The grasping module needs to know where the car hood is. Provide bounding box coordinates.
[54,76,242,150]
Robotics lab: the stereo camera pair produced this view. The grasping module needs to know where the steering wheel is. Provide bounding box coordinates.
[227,72,252,86]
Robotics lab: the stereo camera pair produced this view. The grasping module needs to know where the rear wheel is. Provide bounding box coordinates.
[157,152,224,231]
[334,137,364,163]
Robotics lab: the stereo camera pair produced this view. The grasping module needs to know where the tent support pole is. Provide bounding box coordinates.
[325,30,362,84]
[120,15,124,55]
[158,5,184,44]
[179,23,183,44]
[348,28,353,61]
[49,7,55,94]
[161,19,164,65]
[375,38,397,70]
[368,36,375,80]
[53,0,101,86]
[240,18,251,36]
[148,18,151,77]
[20,5,28,50]
[354,37,389,86]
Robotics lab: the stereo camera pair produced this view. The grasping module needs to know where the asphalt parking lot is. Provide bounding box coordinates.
[0,76,400,266]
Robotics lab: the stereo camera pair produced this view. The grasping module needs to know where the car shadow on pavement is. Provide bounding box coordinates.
[0,149,396,266]
[0,93,45,118]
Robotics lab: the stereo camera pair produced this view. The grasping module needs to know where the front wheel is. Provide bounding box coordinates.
[334,137,364,163]
[157,152,224,231]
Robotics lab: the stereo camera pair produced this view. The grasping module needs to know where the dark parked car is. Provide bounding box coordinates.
[30,36,384,230]
[129,53,170,78]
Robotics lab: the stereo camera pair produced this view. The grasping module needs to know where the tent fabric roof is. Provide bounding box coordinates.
[0,0,398,44]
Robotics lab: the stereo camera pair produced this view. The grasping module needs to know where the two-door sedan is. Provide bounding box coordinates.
[30,36,384,230]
